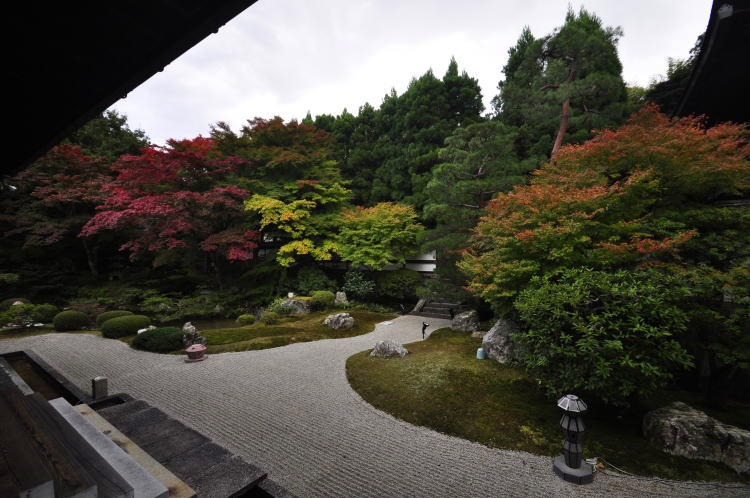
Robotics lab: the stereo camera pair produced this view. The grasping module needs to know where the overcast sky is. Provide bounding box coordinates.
[110,0,711,145]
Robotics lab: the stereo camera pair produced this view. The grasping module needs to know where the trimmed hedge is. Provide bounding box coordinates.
[132,327,184,352]
[96,310,134,327]
[53,310,90,331]
[31,304,58,323]
[101,315,151,339]
[1,298,31,310]
[236,314,255,325]
[310,290,335,309]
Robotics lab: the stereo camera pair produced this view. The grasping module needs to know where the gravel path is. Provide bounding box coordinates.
[1,316,747,497]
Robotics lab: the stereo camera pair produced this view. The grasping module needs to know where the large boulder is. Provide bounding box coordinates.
[335,291,348,305]
[281,298,311,314]
[370,340,409,358]
[323,312,355,329]
[451,310,479,333]
[482,318,520,364]
[182,322,206,347]
[643,402,750,474]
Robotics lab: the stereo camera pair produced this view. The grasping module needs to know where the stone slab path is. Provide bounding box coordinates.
[1,316,747,497]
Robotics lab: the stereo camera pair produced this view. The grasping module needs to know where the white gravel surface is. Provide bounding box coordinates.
[1,315,747,497]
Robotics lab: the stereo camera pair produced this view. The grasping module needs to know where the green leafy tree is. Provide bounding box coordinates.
[66,110,149,161]
[337,203,423,269]
[493,8,627,158]
[422,121,531,285]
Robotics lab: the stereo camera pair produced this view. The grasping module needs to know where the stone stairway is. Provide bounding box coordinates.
[409,300,466,320]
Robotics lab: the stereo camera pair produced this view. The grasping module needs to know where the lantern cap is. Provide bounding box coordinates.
[557,394,587,413]
[186,344,206,353]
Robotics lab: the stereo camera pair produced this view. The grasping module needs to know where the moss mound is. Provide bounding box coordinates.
[132,326,184,352]
[101,315,151,339]
[53,310,90,331]
[96,310,134,327]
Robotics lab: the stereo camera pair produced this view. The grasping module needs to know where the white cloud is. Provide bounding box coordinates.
[111,0,711,144]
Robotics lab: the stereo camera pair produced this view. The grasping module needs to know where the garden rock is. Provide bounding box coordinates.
[137,325,157,335]
[182,322,206,347]
[335,291,348,305]
[370,340,409,358]
[411,299,426,313]
[643,401,750,474]
[482,318,520,364]
[471,330,485,339]
[281,298,311,314]
[451,310,479,333]
[323,313,355,329]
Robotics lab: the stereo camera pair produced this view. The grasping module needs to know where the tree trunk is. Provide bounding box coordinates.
[81,237,99,279]
[551,61,576,157]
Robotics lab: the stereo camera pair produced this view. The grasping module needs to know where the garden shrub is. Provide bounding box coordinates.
[375,269,422,300]
[101,315,151,339]
[261,311,279,325]
[0,298,30,310]
[269,298,297,315]
[96,310,134,327]
[342,269,375,300]
[310,290,335,309]
[53,310,90,331]
[295,266,336,296]
[513,267,694,404]
[1,304,36,327]
[31,304,58,323]
[236,314,255,325]
[132,326,184,352]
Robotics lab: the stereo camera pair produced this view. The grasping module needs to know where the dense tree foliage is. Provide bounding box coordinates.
[493,8,628,158]
[337,203,423,269]
[461,105,750,402]
[80,138,258,280]
[66,110,149,161]
[422,121,531,284]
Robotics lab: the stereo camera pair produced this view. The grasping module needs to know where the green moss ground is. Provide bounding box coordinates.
[346,328,750,483]
[197,310,396,354]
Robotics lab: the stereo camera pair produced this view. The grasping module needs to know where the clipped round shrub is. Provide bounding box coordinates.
[236,314,255,325]
[1,298,31,310]
[53,310,90,331]
[96,310,134,327]
[310,290,335,309]
[101,315,151,339]
[375,269,422,300]
[31,304,58,323]
[132,326,184,352]
[261,311,279,325]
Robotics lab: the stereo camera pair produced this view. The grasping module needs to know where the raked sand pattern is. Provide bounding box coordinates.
[1,315,747,497]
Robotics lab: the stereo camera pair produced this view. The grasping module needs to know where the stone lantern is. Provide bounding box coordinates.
[185,343,207,363]
[553,394,593,484]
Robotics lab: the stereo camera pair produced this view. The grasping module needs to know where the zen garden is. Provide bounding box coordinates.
[1,6,749,498]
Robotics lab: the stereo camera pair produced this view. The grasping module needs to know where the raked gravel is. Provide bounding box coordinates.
[1,315,747,497]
